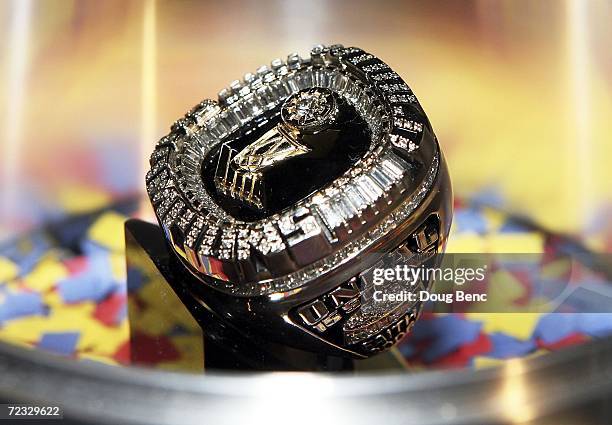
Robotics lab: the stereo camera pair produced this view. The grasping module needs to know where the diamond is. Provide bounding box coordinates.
[345,185,368,211]
[218,228,236,259]
[178,209,195,231]
[370,71,400,82]
[278,216,297,235]
[281,88,334,127]
[336,197,357,221]
[362,63,388,73]
[356,175,383,202]
[349,53,374,65]
[389,93,416,104]
[395,117,423,132]
[315,202,343,229]
[369,167,394,190]
[382,156,407,179]
[185,219,204,249]
[389,134,417,151]
[298,216,320,235]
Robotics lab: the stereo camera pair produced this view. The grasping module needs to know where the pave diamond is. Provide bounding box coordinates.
[281,88,336,129]
[362,63,388,73]
[185,219,204,249]
[389,134,417,151]
[370,71,400,82]
[389,93,417,104]
[395,117,423,132]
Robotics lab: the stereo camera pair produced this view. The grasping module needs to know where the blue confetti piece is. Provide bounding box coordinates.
[0,232,53,276]
[0,291,45,323]
[58,275,118,303]
[470,187,505,209]
[126,266,147,292]
[38,332,80,356]
[488,333,536,359]
[398,342,417,358]
[455,209,488,234]
[535,277,570,302]
[499,218,530,233]
[407,315,482,363]
[81,240,111,256]
[58,253,118,303]
[533,313,578,344]
[168,324,192,337]
[557,286,612,313]
[49,214,99,252]
[576,313,612,338]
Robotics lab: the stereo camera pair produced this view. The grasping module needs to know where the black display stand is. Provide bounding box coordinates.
[125,218,356,372]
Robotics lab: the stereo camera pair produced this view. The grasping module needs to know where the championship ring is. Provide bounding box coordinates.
[146,44,453,358]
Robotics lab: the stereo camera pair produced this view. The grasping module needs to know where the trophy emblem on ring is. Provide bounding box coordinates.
[214,88,339,209]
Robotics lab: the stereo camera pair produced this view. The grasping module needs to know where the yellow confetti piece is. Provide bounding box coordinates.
[76,320,129,355]
[136,281,198,330]
[0,302,96,343]
[57,185,111,215]
[87,211,128,252]
[137,280,167,307]
[156,358,204,373]
[474,356,505,369]
[481,208,505,233]
[129,308,176,337]
[22,256,68,293]
[0,256,19,282]
[0,316,53,343]
[42,291,64,307]
[0,338,35,351]
[467,312,542,340]
[109,252,126,282]
[524,349,547,360]
[445,232,487,253]
[486,232,544,253]
[474,349,547,370]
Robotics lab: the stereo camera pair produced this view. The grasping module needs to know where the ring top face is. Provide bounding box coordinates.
[205,86,370,221]
[146,45,439,296]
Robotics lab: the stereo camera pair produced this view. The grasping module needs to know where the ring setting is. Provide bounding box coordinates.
[146,44,453,357]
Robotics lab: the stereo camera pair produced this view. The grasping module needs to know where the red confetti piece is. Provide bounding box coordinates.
[536,333,589,351]
[93,292,126,326]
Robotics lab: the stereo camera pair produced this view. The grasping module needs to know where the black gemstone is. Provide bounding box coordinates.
[201,92,372,221]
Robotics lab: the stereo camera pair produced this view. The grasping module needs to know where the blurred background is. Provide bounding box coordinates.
[0,0,611,370]
[0,0,610,247]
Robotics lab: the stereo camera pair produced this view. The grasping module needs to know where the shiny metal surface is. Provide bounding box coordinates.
[0,336,611,425]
